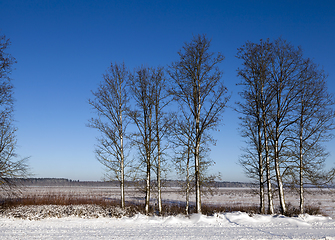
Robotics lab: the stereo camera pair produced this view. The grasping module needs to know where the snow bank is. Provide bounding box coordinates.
[1,206,335,239]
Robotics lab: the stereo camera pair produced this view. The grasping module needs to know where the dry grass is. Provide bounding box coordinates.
[0,192,324,218]
[0,194,261,216]
[283,202,322,217]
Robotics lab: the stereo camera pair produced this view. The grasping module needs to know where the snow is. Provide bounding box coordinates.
[1,186,335,239]
[1,212,335,239]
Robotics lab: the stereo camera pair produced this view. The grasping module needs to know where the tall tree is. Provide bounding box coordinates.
[236,39,274,214]
[0,34,28,193]
[237,38,304,215]
[237,37,335,215]
[169,34,229,213]
[267,38,304,215]
[88,62,129,208]
[291,58,335,213]
[128,66,156,215]
[151,67,171,215]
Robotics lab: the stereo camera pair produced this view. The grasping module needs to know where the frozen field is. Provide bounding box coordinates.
[1,186,335,239]
[12,185,335,218]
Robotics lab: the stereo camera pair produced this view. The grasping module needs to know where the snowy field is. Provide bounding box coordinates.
[1,186,335,239]
[11,185,335,218]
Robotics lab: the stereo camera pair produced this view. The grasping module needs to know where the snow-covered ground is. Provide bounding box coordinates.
[1,212,335,239]
[1,186,335,239]
[12,186,335,218]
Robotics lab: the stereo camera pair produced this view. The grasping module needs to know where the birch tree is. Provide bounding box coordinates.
[267,38,305,215]
[238,38,304,215]
[236,39,275,214]
[291,58,335,213]
[152,67,171,215]
[239,38,304,215]
[237,37,335,215]
[88,62,129,208]
[169,34,229,213]
[129,67,156,215]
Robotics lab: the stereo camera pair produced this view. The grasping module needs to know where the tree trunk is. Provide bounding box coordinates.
[120,129,125,209]
[155,93,162,215]
[120,98,125,209]
[185,141,191,215]
[261,94,274,214]
[274,136,286,215]
[264,127,274,214]
[145,161,150,214]
[299,104,304,214]
[156,126,162,215]
[195,137,201,213]
[144,106,152,215]
[274,87,286,215]
[299,145,304,214]
[258,141,264,214]
[257,110,265,214]
[195,90,201,213]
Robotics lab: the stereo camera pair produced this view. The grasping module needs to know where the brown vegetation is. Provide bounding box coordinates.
[0,193,323,218]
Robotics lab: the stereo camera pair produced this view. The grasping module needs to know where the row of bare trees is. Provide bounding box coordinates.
[89,35,229,214]
[89,35,334,216]
[1,32,333,215]
[236,38,335,215]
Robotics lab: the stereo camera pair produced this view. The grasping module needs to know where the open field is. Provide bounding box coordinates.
[2,185,335,218]
[1,185,335,239]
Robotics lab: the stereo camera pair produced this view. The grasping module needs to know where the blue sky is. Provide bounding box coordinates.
[1,0,334,181]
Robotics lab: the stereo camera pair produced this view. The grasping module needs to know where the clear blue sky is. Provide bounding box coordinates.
[1,0,334,181]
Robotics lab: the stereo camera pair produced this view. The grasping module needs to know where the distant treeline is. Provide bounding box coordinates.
[14,178,255,188]
[15,178,120,187]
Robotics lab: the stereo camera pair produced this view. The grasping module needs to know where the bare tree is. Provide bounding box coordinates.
[169,34,229,213]
[237,38,303,215]
[237,38,335,215]
[0,34,28,194]
[267,38,306,215]
[128,66,156,215]
[151,67,171,215]
[88,62,129,208]
[290,58,335,213]
[239,38,304,215]
[236,39,274,214]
